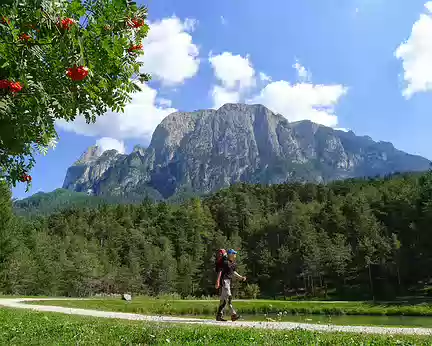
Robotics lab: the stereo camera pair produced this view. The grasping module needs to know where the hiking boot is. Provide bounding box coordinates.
[216,315,227,322]
[231,314,241,322]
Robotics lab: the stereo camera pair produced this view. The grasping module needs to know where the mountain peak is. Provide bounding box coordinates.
[73,146,123,166]
[74,145,102,165]
[62,103,431,200]
[133,144,146,152]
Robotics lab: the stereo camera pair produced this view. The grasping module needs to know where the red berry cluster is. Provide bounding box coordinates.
[19,33,31,41]
[0,80,23,93]
[128,18,144,28]
[128,43,143,52]
[66,65,89,81]
[59,18,76,30]
[19,174,32,183]
[1,17,11,25]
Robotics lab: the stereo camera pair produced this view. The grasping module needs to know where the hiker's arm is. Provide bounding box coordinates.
[215,270,222,287]
[234,271,246,281]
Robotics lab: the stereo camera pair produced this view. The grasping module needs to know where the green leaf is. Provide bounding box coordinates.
[69,0,87,17]
[0,0,151,186]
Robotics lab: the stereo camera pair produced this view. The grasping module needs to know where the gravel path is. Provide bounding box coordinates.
[1,298,432,335]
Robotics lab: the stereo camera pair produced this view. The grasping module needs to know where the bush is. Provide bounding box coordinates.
[240,284,261,299]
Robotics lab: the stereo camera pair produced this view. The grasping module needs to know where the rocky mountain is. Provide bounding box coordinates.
[62,103,431,200]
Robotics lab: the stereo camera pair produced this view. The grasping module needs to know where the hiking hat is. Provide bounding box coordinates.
[227,249,237,255]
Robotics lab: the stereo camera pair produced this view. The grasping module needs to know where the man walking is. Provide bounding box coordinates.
[215,249,246,321]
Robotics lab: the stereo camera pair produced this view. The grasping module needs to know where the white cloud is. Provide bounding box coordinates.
[209,52,256,90]
[395,3,432,98]
[259,72,272,83]
[208,53,347,126]
[140,17,200,85]
[56,83,177,141]
[95,137,126,154]
[156,98,172,107]
[249,81,347,127]
[293,61,312,82]
[209,52,256,108]
[212,86,240,108]
[183,18,198,31]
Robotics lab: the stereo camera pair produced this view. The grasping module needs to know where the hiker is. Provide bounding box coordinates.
[215,248,246,321]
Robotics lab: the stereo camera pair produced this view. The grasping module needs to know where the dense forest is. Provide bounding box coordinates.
[2,171,432,300]
[12,188,202,216]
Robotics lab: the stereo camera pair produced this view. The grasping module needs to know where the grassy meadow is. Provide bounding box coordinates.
[27,296,432,317]
[0,307,431,345]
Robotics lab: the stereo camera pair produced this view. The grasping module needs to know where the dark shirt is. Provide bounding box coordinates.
[220,258,237,282]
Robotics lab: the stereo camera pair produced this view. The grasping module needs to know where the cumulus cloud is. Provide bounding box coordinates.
[211,86,240,107]
[95,137,126,154]
[139,17,200,85]
[209,52,256,90]
[259,72,272,83]
[293,61,312,82]
[183,18,198,31]
[156,98,173,107]
[56,83,177,141]
[208,53,347,127]
[209,52,256,108]
[249,81,347,127]
[395,2,432,98]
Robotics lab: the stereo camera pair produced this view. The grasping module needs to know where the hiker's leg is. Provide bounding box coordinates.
[217,298,226,317]
[224,280,237,315]
[228,295,237,315]
[217,282,228,318]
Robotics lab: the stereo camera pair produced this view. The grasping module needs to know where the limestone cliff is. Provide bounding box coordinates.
[62,103,431,199]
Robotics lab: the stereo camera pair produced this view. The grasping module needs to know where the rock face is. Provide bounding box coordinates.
[62,103,431,200]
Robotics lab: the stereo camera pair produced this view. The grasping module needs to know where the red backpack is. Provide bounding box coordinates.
[215,249,227,272]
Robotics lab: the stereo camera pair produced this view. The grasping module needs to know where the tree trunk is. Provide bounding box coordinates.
[396,260,401,291]
[303,275,307,293]
[368,264,375,302]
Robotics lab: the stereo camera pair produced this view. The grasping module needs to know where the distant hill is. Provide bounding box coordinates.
[13,189,126,216]
[13,188,204,216]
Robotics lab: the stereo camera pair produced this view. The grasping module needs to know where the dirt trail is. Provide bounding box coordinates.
[1,298,432,335]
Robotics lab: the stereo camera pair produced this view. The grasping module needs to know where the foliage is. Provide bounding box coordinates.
[0,0,150,187]
[4,171,432,302]
[241,284,261,299]
[1,308,430,345]
[13,188,129,216]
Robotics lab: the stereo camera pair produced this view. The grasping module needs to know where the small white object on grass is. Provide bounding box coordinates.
[122,294,132,301]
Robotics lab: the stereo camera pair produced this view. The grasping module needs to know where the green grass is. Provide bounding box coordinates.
[0,307,431,345]
[27,297,432,317]
[0,294,50,298]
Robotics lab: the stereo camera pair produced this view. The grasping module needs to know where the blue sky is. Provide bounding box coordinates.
[12,0,432,199]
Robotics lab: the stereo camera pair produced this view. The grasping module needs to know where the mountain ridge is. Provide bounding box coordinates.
[61,103,431,200]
